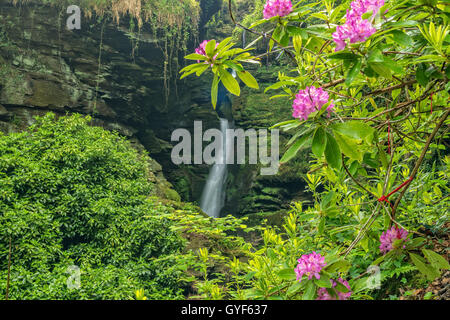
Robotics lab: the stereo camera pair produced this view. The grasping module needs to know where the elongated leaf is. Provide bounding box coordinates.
[335,281,350,293]
[370,62,392,79]
[205,39,216,57]
[270,119,299,129]
[312,127,327,158]
[410,253,440,281]
[390,30,414,47]
[302,281,316,300]
[326,259,351,273]
[331,121,375,141]
[328,52,360,61]
[416,63,429,86]
[422,249,450,270]
[277,268,297,280]
[215,37,233,54]
[237,71,259,89]
[315,274,332,288]
[223,61,244,72]
[287,281,303,296]
[346,59,362,86]
[219,68,240,96]
[195,64,210,77]
[334,132,363,161]
[185,53,208,61]
[280,132,312,163]
[324,133,342,170]
[211,74,219,109]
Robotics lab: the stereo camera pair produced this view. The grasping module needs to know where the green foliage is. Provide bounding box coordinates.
[185,0,450,300]
[0,113,186,299]
[180,37,260,108]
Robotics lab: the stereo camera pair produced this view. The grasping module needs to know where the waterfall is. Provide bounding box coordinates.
[200,118,233,218]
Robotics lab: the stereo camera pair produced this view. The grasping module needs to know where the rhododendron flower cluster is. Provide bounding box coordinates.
[317,278,352,300]
[333,0,384,51]
[351,0,385,17]
[195,40,219,64]
[292,86,334,120]
[263,0,293,19]
[379,226,409,254]
[294,252,327,282]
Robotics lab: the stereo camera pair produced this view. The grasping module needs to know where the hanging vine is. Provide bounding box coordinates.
[93,17,106,116]
[12,0,202,105]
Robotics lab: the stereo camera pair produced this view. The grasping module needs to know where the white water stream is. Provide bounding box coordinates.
[200,118,233,218]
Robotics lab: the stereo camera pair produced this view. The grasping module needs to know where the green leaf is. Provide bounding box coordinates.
[277,268,297,280]
[302,281,316,300]
[205,40,216,57]
[369,62,392,79]
[328,52,360,61]
[280,132,312,163]
[312,127,327,158]
[272,25,285,43]
[195,64,210,77]
[410,253,440,281]
[334,131,363,161]
[368,49,384,63]
[320,190,335,210]
[223,61,244,72]
[211,74,219,109]
[185,53,208,61]
[422,249,450,270]
[346,59,362,86]
[335,281,350,293]
[377,146,388,169]
[314,274,332,288]
[215,37,233,54]
[383,57,404,75]
[270,119,299,129]
[390,30,414,47]
[318,217,325,234]
[180,63,209,80]
[287,26,308,39]
[326,259,351,273]
[324,133,342,170]
[416,63,429,86]
[286,281,303,296]
[368,49,391,78]
[331,121,375,141]
[237,71,259,89]
[219,68,240,96]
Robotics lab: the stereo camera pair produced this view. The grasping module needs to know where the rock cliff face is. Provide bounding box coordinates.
[0,0,310,218]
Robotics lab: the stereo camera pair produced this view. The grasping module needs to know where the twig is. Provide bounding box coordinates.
[227,0,298,65]
[342,157,378,199]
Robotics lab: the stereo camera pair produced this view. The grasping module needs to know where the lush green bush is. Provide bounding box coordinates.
[0,113,185,299]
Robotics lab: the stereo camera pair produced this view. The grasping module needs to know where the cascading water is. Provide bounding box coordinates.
[200,118,233,218]
[200,70,236,218]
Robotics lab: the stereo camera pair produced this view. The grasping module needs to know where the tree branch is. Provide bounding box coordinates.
[391,108,450,218]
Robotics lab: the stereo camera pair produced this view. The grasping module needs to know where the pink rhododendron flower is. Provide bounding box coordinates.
[292,86,334,121]
[195,40,219,63]
[351,0,385,17]
[317,278,352,300]
[332,10,376,51]
[379,226,409,254]
[263,0,293,19]
[294,252,327,282]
